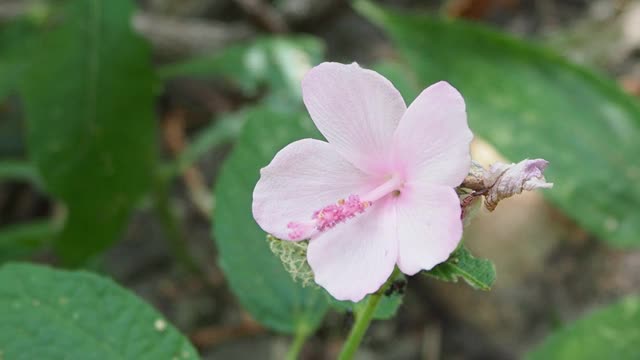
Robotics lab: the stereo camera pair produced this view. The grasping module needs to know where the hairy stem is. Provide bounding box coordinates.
[337,268,399,360]
[285,327,310,360]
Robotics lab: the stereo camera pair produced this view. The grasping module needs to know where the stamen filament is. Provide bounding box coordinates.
[362,174,404,203]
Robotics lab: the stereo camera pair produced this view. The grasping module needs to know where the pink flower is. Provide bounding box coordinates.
[252,62,473,301]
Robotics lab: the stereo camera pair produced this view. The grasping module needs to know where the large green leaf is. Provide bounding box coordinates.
[527,296,640,359]
[0,262,199,359]
[212,102,329,334]
[159,35,324,99]
[0,19,36,101]
[19,0,157,263]
[356,0,640,247]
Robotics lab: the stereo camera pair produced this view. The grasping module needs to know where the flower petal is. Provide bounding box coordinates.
[302,62,407,174]
[395,182,462,275]
[252,138,369,241]
[392,81,472,187]
[307,199,397,302]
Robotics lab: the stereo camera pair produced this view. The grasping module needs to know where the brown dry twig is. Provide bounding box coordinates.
[162,108,214,219]
[190,313,264,349]
[234,0,289,33]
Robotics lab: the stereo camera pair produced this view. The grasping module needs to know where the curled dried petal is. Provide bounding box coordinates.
[483,159,553,211]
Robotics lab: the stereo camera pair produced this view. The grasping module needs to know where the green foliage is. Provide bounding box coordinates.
[0,221,56,263]
[162,109,247,178]
[18,0,157,264]
[159,36,324,99]
[0,262,199,360]
[212,103,329,334]
[356,0,640,247]
[0,161,40,186]
[0,19,37,101]
[424,246,496,291]
[527,296,640,359]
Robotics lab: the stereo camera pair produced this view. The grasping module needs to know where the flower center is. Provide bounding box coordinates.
[286,174,404,240]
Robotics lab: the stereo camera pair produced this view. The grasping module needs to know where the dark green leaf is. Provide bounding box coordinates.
[527,296,640,359]
[356,0,640,247]
[424,246,496,290]
[0,18,38,101]
[0,262,199,359]
[19,0,157,263]
[159,36,324,99]
[212,102,329,334]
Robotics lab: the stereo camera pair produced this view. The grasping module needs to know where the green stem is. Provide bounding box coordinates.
[152,177,200,274]
[338,269,399,360]
[285,328,310,360]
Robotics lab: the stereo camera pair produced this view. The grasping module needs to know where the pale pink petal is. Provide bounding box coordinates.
[395,182,462,275]
[392,81,472,187]
[252,139,369,241]
[307,198,397,302]
[302,62,407,174]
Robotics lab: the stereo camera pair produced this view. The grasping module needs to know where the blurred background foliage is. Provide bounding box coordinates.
[0,0,639,359]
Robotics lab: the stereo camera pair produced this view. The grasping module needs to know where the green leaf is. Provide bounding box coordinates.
[0,262,199,359]
[356,0,640,247]
[159,35,324,99]
[0,18,38,101]
[0,160,40,186]
[527,296,640,360]
[19,0,157,263]
[424,246,496,291]
[0,221,57,262]
[212,102,329,334]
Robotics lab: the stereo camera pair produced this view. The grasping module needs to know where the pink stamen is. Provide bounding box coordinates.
[313,195,370,232]
[286,174,404,240]
[286,195,371,239]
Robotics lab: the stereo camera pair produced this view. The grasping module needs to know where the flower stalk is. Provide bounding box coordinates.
[338,268,399,360]
[286,327,311,360]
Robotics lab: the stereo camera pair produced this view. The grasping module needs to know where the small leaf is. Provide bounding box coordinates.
[424,246,496,291]
[0,262,199,359]
[527,296,640,359]
[0,160,41,186]
[162,109,247,178]
[159,35,324,99]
